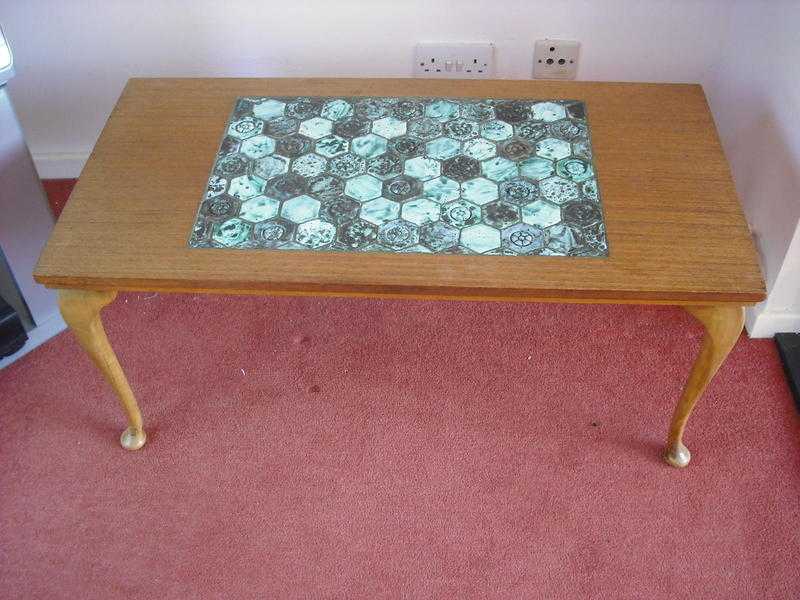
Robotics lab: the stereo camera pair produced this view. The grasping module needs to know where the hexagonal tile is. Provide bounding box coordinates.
[215,153,249,178]
[218,136,241,157]
[299,117,333,140]
[539,176,580,205]
[426,137,461,160]
[290,153,327,178]
[440,200,481,228]
[581,179,599,201]
[333,118,372,139]
[382,175,423,201]
[361,197,401,225]
[499,178,539,205]
[519,157,555,180]
[532,102,567,122]
[264,173,308,201]
[561,201,603,228]
[483,201,520,228]
[239,195,280,222]
[285,98,323,120]
[351,134,388,159]
[388,136,425,158]
[372,116,407,139]
[320,197,360,224]
[401,197,441,225]
[366,153,402,180]
[378,219,419,249]
[521,200,561,228]
[546,223,578,254]
[345,174,383,202]
[320,99,353,121]
[498,138,534,161]
[481,120,514,141]
[495,101,531,124]
[275,134,314,158]
[355,97,392,120]
[462,138,497,160]
[535,138,572,160]
[227,117,264,141]
[212,218,252,247]
[481,156,519,182]
[240,135,276,159]
[441,155,481,182]
[206,175,227,198]
[227,175,265,200]
[252,99,286,121]
[461,224,502,253]
[501,223,548,254]
[281,195,321,223]
[296,219,336,248]
[444,118,479,140]
[392,99,425,120]
[404,156,441,181]
[201,195,238,219]
[419,221,460,252]
[253,218,295,247]
[423,176,460,203]
[515,121,548,143]
[337,219,378,249]
[265,117,299,138]
[407,118,443,140]
[549,119,588,142]
[461,177,499,205]
[253,156,289,180]
[425,99,460,122]
[461,102,495,122]
[328,152,366,178]
[556,157,594,182]
[316,135,349,158]
[573,140,592,160]
[307,174,344,201]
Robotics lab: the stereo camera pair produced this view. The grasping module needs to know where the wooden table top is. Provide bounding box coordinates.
[34,78,765,305]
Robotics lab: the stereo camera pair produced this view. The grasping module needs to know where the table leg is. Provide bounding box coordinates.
[58,289,146,450]
[663,305,744,467]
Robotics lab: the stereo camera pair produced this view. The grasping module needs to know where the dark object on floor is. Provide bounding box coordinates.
[775,332,800,412]
[0,294,27,358]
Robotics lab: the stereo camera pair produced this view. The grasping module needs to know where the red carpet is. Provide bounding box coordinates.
[0,182,798,598]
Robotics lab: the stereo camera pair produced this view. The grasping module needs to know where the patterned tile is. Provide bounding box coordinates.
[189,96,608,257]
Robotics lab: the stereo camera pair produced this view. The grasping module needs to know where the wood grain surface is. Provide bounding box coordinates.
[34,78,765,304]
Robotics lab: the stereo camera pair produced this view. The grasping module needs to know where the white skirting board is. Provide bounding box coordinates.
[32,152,88,179]
[746,308,800,339]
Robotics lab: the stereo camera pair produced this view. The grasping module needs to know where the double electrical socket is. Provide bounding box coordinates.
[412,39,580,80]
[533,39,580,79]
[413,43,495,79]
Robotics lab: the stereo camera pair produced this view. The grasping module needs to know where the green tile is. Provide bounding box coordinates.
[191,96,607,257]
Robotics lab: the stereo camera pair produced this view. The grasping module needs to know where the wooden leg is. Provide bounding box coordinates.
[663,305,744,468]
[58,289,146,450]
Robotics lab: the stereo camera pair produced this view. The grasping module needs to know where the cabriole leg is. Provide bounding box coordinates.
[664,305,744,467]
[58,289,146,450]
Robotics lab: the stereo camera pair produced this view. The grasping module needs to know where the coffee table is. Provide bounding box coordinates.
[33,78,765,467]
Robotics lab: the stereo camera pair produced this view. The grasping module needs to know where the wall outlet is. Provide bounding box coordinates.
[413,43,494,78]
[533,39,579,79]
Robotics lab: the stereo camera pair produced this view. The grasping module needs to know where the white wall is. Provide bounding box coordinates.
[3,0,734,174]
[2,0,798,335]
[704,0,800,336]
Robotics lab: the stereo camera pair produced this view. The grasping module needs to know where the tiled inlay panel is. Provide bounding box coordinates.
[189,97,608,256]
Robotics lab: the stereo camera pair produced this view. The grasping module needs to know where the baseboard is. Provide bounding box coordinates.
[0,311,67,370]
[32,152,88,179]
[746,308,800,339]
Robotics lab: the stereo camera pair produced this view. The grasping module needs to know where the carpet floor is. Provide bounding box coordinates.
[0,181,798,599]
